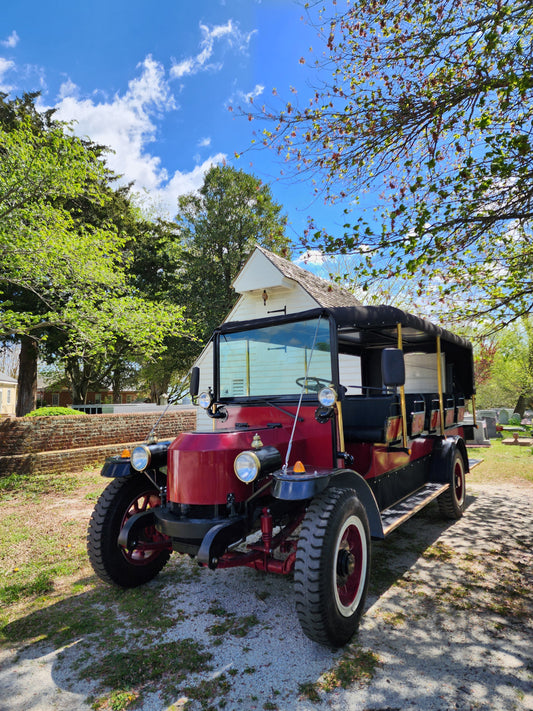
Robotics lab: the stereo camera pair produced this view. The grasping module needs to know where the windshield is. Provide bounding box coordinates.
[218,317,332,398]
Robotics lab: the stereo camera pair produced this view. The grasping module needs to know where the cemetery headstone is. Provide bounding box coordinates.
[498,409,509,425]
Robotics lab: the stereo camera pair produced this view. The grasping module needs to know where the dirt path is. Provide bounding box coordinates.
[0,482,532,711]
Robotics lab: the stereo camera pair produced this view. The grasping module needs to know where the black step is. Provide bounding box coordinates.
[381,483,449,536]
[468,457,483,469]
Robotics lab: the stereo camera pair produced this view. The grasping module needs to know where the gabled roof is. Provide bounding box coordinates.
[255,246,361,308]
[0,370,17,384]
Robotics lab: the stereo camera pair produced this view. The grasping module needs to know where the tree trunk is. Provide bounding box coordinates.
[65,357,90,404]
[112,368,122,404]
[514,395,533,418]
[16,336,38,416]
[150,378,169,404]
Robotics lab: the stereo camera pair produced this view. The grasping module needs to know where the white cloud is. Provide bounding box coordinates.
[46,55,226,217]
[244,83,264,102]
[164,153,226,199]
[0,57,15,92]
[170,20,256,79]
[295,250,326,266]
[198,136,211,147]
[51,56,174,188]
[57,78,79,100]
[171,57,195,80]
[1,31,19,48]
[227,83,264,108]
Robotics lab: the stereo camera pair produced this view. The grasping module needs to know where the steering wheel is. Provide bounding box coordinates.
[295,376,331,393]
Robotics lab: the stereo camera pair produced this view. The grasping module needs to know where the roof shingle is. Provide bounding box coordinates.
[256,246,361,309]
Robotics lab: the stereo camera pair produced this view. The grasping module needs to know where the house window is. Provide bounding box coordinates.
[52,393,60,406]
[95,393,101,403]
[6,389,10,404]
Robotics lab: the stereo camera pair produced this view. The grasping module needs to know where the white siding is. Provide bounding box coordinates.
[219,339,331,397]
[225,288,317,324]
[192,248,325,430]
[0,383,16,415]
[339,354,362,394]
[232,250,290,292]
[404,353,445,393]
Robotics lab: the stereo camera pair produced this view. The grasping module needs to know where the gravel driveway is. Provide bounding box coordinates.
[1,482,531,711]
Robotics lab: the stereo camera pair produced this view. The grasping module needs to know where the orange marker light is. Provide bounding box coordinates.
[121,449,131,459]
[293,461,306,473]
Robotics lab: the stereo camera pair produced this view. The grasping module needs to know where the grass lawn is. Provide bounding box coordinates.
[467,438,533,486]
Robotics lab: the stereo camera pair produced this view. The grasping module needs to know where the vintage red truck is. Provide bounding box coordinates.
[88,305,475,647]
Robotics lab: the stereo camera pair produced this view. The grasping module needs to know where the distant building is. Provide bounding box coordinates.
[0,371,17,416]
[37,385,143,408]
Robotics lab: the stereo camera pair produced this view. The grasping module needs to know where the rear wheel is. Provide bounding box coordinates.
[87,475,171,587]
[438,450,466,519]
[295,487,371,647]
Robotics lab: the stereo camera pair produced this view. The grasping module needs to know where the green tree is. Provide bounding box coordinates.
[122,210,198,403]
[42,184,186,406]
[126,165,290,401]
[476,318,533,415]
[0,93,187,412]
[176,165,290,341]
[255,1,533,329]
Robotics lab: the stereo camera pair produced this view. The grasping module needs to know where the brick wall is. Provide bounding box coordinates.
[0,409,196,475]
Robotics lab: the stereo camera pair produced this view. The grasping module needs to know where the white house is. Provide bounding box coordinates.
[0,371,17,416]
[193,246,362,427]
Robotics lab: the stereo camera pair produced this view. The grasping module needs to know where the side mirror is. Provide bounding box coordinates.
[190,366,200,397]
[382,348,405,387]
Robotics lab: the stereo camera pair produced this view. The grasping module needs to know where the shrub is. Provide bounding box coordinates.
[509,413,522,426]
[25,406,86,417]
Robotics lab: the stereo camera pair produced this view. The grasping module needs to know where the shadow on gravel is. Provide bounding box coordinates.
[352,486,533,711]
[1,488,532,711]
[367,494,478,602]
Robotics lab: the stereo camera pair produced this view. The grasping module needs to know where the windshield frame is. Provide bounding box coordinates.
[213,312,339,404]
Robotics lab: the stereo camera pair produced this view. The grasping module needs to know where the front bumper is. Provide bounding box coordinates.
[153,506,247,564]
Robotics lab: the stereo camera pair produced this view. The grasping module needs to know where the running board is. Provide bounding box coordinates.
[468,457,483,469]
[381,483,449,536]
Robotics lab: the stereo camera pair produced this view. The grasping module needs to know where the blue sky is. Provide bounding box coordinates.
[0,0,345,258]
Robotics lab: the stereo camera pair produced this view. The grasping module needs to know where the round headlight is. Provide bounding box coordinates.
[198,391,212,409]
[234,451,260,483]
[318,386,337,408]
[131,445,151,472]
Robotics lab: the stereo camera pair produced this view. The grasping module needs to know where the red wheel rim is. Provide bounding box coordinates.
[334,515,367,616]
[121,491,165,565]
[454,459,464,503]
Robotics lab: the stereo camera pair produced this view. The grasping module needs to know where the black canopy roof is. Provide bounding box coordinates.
[219,305,472,352]
[218,306,475,397]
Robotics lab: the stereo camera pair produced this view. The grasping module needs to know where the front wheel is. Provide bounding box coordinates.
[295,487,371,647]
[87,474,171,587]
[438,450,466,519]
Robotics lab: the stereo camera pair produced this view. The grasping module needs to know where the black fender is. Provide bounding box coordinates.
[101,456,133,478]
[429,436,469,484]
[117,508,156,548]
[272,468,331,501]
[273,467,383,540]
